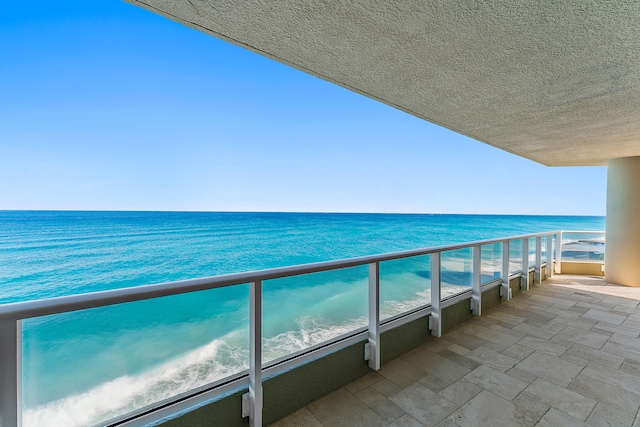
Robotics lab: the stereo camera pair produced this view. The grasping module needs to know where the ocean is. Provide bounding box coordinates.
[0,211,605,426]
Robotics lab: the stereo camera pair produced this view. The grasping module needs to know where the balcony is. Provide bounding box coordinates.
[271,273,638,426]
[0,231,612,427]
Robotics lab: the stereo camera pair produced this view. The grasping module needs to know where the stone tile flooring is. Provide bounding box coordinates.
[269,275,640,427]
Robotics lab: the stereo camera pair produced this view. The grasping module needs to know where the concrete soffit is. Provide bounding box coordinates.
[128,0,640,166]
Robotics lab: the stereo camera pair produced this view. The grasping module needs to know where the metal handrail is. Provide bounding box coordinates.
[0,230,561,321]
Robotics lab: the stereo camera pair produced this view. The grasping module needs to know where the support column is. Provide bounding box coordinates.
[606,156,640,287]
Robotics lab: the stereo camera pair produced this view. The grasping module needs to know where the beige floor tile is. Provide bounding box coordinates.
[438,390,523,427]
[594,321,640,337]
[388,414,426,427]
[464,365,528,401]
[390,383,458,427]
[502,343,536,361]
[582,308,626,325]
[564,343,624,369]
[480,340,508,353]
[268,407,323,427]
[622,357,640,376]
[486,312,525,326]
[344,371,383,394]
[378,358,426,388]
[436,348,481,370]
[602,295,640,309]
[422,337,455,353]
[535,408,590,427]
[601,339,640,361]
[512,392,550,425]
[446,343,470,355]
[568,374,640,417]
[418,373,453,392]
[513,322,558,340]
[465,346,519,372]
[371,377,402,397]
[354,387,406,423]
[555,326,609,349]
[438,378,482,406]
[401,347,471,384]
[581,361,640,395]
[609,332,640,350]
[518,336,570,356]
[622,318,640,331]
[307,388,387,427]
[548,317,597,332]
[586,402,633,427]
[459,323,521,347]
[444,329,487,350]
[505,367,538,385]
[524,378,596,421]
[516,351,583,387]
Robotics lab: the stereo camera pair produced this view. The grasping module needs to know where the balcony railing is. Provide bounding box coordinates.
[0,230,603,427]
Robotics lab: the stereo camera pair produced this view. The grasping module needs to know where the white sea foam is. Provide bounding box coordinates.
[23,332,248,427]
[23,316,371,427]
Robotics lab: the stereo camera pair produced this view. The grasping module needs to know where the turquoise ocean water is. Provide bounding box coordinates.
[0,211,605,426]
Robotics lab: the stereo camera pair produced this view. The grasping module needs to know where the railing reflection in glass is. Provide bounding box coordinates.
[480,243,502,284]
[528,237,536,267]
[262,266,368,363]
[509,240,523,274]
[379,255,431,320]
[440,248,472,298]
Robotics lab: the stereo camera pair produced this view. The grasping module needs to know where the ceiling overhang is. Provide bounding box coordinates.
[128,1,640,166]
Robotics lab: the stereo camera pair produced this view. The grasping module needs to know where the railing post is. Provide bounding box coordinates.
[430,253,442,337]
[555,232,563,274]
[546,234,554,278]
[502,241,510,301]
[521,238,529,291]
[243,281,263,427]
[367,263,380,370]
[0,320,21,427]
[472,246,482,316]
[535,236,542,284]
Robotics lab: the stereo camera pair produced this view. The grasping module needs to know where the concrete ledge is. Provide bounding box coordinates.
[442,297,472,335]
[481,285,501,312]
[561,261,604,276]
[510,276,524,298]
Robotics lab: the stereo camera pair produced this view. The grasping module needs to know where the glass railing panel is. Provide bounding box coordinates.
[440,248,473,298]
[379,254,431,321]
[509,240,522,275]
[480,243,502,284]
[541,235,548,264]
[262,265,368,364]
[21,284,250,427]
[528,237,536,268]
[561,232,605,261]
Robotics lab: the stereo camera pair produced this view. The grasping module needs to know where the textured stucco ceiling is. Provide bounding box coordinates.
[128,1,640,166]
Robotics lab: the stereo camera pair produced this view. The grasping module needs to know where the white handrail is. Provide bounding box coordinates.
[0,231,562,322]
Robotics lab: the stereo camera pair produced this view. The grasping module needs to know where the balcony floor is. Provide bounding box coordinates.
[269,275,640,427]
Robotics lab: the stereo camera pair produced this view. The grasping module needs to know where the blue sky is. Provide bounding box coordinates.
[0,1,606,215]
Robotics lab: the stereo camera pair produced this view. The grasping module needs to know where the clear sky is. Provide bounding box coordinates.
[0,1,606,215]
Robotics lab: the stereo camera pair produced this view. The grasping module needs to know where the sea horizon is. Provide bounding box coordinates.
[0,208,606,216]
